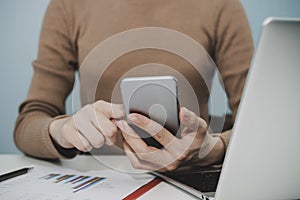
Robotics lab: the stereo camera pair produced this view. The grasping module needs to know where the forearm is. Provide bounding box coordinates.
[14,112,63,159]
[14,109,78,159]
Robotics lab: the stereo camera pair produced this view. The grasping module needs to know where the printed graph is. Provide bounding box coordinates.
[41,173,106,193]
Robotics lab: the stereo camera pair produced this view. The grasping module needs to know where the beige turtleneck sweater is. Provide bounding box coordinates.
[14,0,253,159]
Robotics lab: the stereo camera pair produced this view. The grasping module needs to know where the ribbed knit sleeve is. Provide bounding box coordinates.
[14,0,78,159]
[213,0,254,147]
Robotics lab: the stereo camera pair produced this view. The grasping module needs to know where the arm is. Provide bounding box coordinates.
[14,0,78,159]
[194,0,254,165]
[212,0,254,149]
[14,0,126,159]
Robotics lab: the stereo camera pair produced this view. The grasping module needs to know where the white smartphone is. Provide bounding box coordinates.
[120,76,180,149]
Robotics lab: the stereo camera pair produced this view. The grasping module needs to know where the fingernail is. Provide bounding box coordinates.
[128,114,140,123]
[116,120,124,130]
[182,107,189,120]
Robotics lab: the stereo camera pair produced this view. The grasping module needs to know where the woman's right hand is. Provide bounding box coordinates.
[49,100,125,152]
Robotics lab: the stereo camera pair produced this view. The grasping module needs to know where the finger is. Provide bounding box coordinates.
[117,119,177,166]
[73,109,106,148]
[118,121,176,170]
[92,113,119,141]
[117,120,181,169]
[179,107,207,131]
[75,119,106,148]
[123,142,164,171]
[138,146,179,171]
[128,114,178,148]
[74,102,122,142]
[104,135,116,146]
[55,129,74,149]
[61,125,93,152]
[94,100,125,119]
[75,132,93,152]
[116,120,149,153]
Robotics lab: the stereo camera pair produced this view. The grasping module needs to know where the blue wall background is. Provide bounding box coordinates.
[0,0,300,154]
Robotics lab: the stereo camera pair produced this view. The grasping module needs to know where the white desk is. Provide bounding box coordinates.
[0,154,197,200]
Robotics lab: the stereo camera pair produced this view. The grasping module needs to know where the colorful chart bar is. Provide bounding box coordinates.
[40,173,61,180]
[73,177,106,193]
[40,173,106,193]
[54,175,75,183]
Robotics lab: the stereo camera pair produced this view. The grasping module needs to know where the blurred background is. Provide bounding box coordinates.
[1,0,300,154]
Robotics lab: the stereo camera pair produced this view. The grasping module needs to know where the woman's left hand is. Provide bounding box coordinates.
[116,107,224,171]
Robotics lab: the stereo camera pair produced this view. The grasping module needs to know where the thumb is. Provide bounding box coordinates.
[179,107,207,131]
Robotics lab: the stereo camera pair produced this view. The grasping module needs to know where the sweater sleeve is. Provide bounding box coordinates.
[14,0,78,159]
[213,0,254,148]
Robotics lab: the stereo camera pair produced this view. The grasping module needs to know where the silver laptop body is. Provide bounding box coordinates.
[215,17,300,200]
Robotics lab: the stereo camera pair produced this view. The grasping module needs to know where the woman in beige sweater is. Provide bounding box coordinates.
[14,0,253,171]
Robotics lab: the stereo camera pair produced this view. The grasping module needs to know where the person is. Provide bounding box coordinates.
[14,0,253,171]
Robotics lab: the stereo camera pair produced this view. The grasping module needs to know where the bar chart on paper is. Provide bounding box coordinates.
[0,165,154,200]
[40,173,106,193]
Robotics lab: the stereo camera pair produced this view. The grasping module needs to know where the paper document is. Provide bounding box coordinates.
[0,165,154,199]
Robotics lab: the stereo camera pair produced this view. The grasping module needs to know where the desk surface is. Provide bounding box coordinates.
[0,154,197,200]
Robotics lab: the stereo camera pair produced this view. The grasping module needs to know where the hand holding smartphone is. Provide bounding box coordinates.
[120,76,180,149]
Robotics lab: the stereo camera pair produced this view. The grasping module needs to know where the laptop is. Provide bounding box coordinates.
[153,17,300,200]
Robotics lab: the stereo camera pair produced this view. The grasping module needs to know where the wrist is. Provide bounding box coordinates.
[49,115,78,158]
[198,133,219,159]
[197,136,226,166]
[49,115,71,148]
